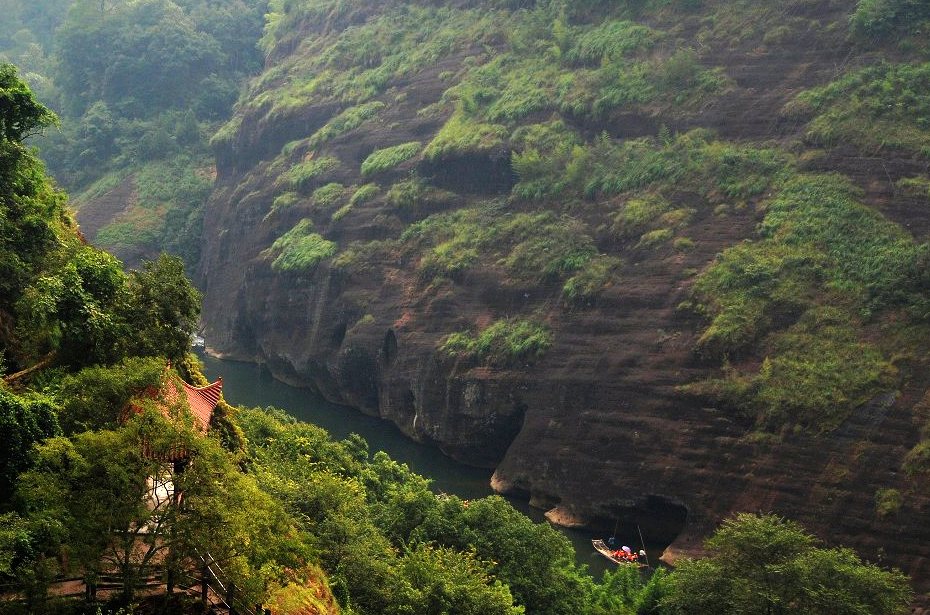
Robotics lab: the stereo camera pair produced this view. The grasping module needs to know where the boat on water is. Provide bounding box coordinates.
[592,539,648,568]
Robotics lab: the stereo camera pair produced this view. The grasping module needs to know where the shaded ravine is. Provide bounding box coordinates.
[199,352,655,576]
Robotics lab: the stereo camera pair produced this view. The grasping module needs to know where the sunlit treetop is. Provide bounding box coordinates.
[0,63,57,142]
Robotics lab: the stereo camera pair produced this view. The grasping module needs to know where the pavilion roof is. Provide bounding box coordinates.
[183,379,223,431]
[164,377,223,432]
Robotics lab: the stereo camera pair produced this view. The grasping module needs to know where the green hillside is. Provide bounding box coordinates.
[0,0,268,271]
[195,0,930,597]
[0,57,915,614]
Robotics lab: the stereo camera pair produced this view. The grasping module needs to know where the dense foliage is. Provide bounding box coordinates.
[1,0,929,609]
[663,513,912,614]
[0,0,268,270]
[790,61,930,157]
[0,66,912,611]
[0,65,201,376]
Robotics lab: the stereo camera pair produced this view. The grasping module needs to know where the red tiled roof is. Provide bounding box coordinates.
[128,369,223,433]
[181,378,223,432]
[124,368,224,461]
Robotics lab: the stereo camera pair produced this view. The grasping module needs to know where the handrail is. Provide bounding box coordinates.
[189,549,258,615]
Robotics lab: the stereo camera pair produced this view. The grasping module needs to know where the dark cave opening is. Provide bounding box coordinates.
[592,495,689,553]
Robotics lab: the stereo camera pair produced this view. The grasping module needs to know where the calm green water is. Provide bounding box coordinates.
[199,353,642,576]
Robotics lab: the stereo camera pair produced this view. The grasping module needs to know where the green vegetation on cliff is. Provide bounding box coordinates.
[1,59,919,614]
[214,0,930,443]
[442,318,553,366]
[264,218,337,272]
[790,62,930,157]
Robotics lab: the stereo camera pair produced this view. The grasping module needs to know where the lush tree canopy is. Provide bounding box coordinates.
[0,63,56,141]
[661,513,913,615]
[0,389,58,504]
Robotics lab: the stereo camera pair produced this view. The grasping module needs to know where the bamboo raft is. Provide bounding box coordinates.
[592,539,649,568]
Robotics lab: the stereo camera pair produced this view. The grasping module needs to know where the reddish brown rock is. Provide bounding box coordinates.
[197,0,930,596]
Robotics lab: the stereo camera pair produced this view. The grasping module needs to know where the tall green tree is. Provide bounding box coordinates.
[412,495,593,615]
[0,63,56,141]
[399,543,522,615]
[0,62,62,327]
[0,389,58,505]
[123,253,202,363]
[56,356,166,434]
[661,513,912,615]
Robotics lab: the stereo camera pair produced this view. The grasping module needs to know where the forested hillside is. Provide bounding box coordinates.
[0,0,267,271]
[195,0,930,590]
[3,62,913,615]
[4,0,930,609]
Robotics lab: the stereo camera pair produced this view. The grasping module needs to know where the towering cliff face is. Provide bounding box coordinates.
[199,0,930,585]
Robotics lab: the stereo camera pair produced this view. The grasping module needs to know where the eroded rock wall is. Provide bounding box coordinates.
[199,0,930,588]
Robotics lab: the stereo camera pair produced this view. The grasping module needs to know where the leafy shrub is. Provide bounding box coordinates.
[510,120,581,153]
[265,219,337,272]
[685,170,929,431]
[313,183,346,207]
[272,191,301,212]
[875,488,902,518]
[686,305,898,432]
[673,236,695,251]
[350,183,380,206]
[406,208,596,283]
[661,49,702,88]
[694,172,928,357]
[565,20,658,64]
[661,208,695,228]
[587,132,705,196]
[510,121,582,199]
[710,144,790,198]
[0,389,59,500]
[664,513,912,614]
[484,57,561,123]
[284,156,341,189]
[759,175,928,312]
[562,255,622,303]
[57,357,165,434]
[903,440,930,478]
[636,228,674,248]
[896,176,930,198]
[750,311,896,431]
[308,101,386,149]
[390,179,456,217]
[210,115,242,148]
[792,62,930,156]
[332,183,380,222]
[612,195,671,238]
[503,218,596,281]
[850,0,930,38]
[387,178,428,209]
[361,142,421,176]
[692,241,824,355]
[441,319,552,365]
[331,203,353,222]
[423,109,506,160]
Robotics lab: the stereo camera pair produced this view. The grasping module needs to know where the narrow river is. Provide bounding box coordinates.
[200,353,646,577]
